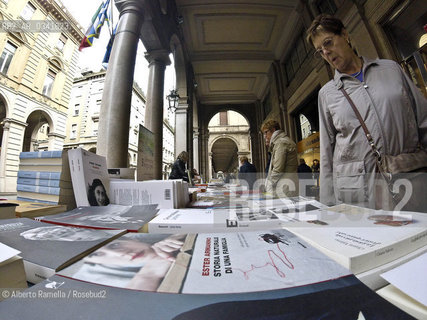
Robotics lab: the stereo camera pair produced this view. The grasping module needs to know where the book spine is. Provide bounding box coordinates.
[19,151,62,159]
[23,261,56,284]
[17,184,61,195]
[148,222,211,234]
[40,151,62,158]
[68,148,90,207]
[18,171,62,180]
[19,151,41,159]
[16,196,58,204]
[17,177,60,187]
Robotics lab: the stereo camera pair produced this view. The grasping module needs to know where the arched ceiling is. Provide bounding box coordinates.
[175,0,300,105]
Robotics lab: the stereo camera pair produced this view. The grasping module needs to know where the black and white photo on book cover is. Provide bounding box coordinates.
[60,229,351,294]
[36,204,159,232]
[68,148,110,207]
[0,218,125,283]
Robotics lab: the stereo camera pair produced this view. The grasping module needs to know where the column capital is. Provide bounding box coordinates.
[1,118,28,128]
[115,0,144,16]
[145,49,171,66]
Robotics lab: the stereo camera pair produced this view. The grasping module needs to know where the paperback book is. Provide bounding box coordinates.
[0,243,27,299]
[148,201,324,234]
[283,204,427,274]
[109,179,189,209]
[59,229,351,294]
[68,148,110,207]
[36,204,159,232]
[10,200,67,218]
[0,218,125,283]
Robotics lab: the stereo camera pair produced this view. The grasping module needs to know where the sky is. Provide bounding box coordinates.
[60,0,175,101]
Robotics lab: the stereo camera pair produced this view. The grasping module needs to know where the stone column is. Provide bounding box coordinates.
[199,128,209,180]
[0,118,27,192]
[0,120,10,192]
[97,0,144,168]
[47,132,66,150]
[145,50,170,180]
[175,97,188,156]
[192,127,200,172]
[208,152,213,181]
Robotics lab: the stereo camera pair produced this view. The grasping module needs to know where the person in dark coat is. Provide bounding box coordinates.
[169,151,189,182]
[297,159,312,173]
[238,156,257,190]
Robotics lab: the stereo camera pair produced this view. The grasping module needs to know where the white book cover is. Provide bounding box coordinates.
[380,252,427,307]
[68,148,110,207]
[109,180,186,209]
[59,230,351,294]
[0,243,20,263]
[148,206,311,234]
[284,204,427,274]
[356,244,427,290]
[148,209,218,233]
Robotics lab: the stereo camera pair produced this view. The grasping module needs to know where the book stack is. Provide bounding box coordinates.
[17,151,76,210]
[110,179,190,209]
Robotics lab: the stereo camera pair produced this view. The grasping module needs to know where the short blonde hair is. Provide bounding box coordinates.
[261,119,280,132]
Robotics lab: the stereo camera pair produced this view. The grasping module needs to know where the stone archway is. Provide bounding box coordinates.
[211,138,238,174]
[22,110,53,151]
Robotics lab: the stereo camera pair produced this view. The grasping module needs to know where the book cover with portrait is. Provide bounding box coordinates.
[0,218,125,284]
[59,230,351,294]
[36,204,159,232]
[68,148,110,207]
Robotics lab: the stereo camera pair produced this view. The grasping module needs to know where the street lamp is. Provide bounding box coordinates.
[166,89,179,111]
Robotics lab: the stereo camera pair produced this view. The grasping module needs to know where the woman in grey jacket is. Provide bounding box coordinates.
[307,14,427,210]
[261,120,298,197]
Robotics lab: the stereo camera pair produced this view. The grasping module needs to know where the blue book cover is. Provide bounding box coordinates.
[18,171,62,180]
[17,178,60,188]
[19,151,62,159]
[17,184,61,195]
[16,197,58,204]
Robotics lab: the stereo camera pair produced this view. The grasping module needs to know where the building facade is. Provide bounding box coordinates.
[0,0,83,193]
[62,70,175,175]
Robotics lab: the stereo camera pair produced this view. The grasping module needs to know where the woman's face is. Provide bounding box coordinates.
[312,30,355,74]
[85,239,158,266]
[94,185,108,206]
